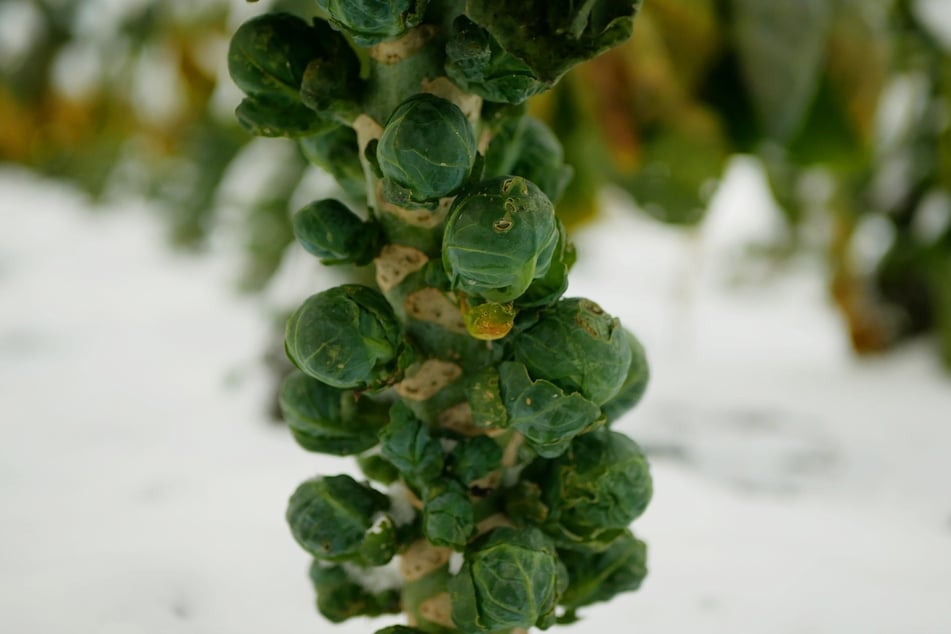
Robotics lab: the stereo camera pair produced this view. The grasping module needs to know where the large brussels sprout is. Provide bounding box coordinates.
[448,527,567,632]
[512,297,631,404]
[228,13,349,136]
[445,15,548,104]
[443,176,559,303]
[601,329,650,423]
[498,361,603,458]
[279,370,389,455]
[285,285,403,390]
[310,561,401,623]
[293,199,382,265]
[287,475,399,565]
[228,13,320,101]
[558,531,647,618]
[377,94,477,204]
[519,430,652,547]
[316,0,429,46]
[466,1,641,83]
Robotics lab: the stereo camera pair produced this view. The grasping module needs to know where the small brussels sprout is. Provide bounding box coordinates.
[287,475,398,565]
[558,531,647,617]
[509,117,574,205]
[464,366,508,429]
[379,401,444,491]
[442,176,559,303]
[235,95,332,138]
[601,329,650,423]
[284,284,403,390]
[279,370,388,455]
[316,0,429,46]
[512,297,631,405]
[447,435,503,485]
[310,561,402,623]
[298,125,366,202]
[445,15,548,104]
[377,94,477,204]
[466,1,641,84]
[228,13,321,102]
[293,199,382,265]
[448,527,567,632]
[520,430,652,548]
[498,361,603,458]
[423,481,476,549]
[461,298,516,341]
[357,453,401,485]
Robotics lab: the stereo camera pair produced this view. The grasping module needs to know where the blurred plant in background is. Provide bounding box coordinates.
[540,0,951,368]
[0,0,321,290]
[3,0,950,368]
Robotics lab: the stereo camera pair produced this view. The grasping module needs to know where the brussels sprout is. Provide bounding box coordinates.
[235,95,332,138]
[298,125,366,202]
[445,15,548,104]
[316,0,429,46]
[374,627,427,634]
[512,297,631,404]
[228,13,322,102]
[498,361,603,458]
[377,94,477,204]
[379,401,444,491]
[357,453,401,485]
[285,285,403,390]
[310,561,402,623]
[601,329,650,423]
[461,298,516,341]
[423,481,476,549]
[442,176,559,303]
[466,1,641,83]
[464,366,508,429]
[447,435,503,485]
[287,475,398,565]
[510,117,574,205]
[293,199,382,265]
[520,430,652,547]
[558,531,647,617]
[279,370,388,455]
[448,527,567,632]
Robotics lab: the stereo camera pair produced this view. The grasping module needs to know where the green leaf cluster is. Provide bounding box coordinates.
[229,2,655,630]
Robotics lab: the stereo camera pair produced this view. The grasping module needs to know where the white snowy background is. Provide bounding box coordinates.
[2,157,950,634]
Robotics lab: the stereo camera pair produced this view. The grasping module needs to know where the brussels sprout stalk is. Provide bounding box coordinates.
[229,2,651,632]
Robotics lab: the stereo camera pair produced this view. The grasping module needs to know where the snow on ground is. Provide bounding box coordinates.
[1,161,950,634]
